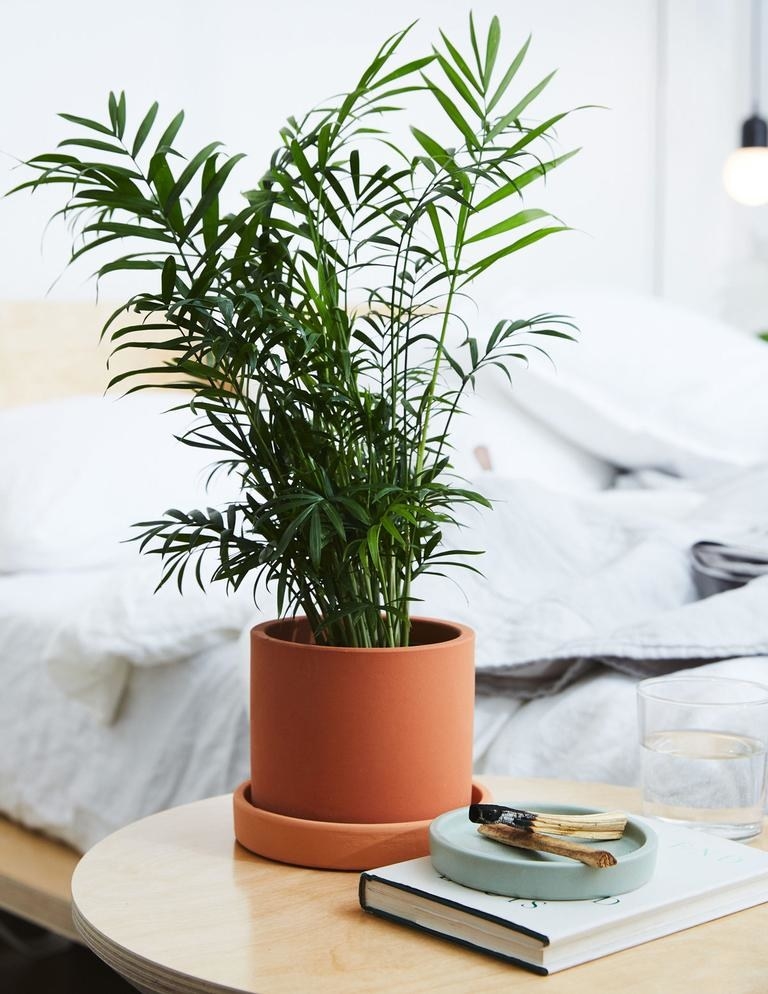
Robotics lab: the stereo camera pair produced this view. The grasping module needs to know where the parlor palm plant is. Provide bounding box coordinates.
[13,15,576,649]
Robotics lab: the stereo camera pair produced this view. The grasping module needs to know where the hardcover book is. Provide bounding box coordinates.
[359,819,768,974]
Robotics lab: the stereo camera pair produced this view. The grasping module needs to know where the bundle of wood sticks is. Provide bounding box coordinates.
[469,804,628,869]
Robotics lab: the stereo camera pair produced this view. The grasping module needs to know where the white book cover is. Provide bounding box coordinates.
[360,819,768,974]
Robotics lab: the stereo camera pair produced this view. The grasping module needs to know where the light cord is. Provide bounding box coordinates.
[752,0,763,114]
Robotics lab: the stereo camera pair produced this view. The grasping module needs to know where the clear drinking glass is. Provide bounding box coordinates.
[637,675,768,840]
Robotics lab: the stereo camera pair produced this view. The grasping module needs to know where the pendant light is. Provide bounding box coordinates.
[723,0,768,205]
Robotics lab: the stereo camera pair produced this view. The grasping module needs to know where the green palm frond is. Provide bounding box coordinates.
[9,14,579,647]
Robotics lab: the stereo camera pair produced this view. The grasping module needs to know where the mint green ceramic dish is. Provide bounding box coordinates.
[429,802,657,901]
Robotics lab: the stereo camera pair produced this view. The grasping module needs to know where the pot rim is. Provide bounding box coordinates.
[251,615,473,653]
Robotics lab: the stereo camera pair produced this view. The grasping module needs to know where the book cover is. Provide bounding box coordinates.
[359,819,768,974]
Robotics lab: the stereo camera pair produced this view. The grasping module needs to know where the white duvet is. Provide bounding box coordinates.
[0,570,251,849]
[41,563,257,723]
[37,463,768,719]
[3,465,768,851]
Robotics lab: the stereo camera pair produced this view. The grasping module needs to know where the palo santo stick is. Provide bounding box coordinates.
[469,804,627,840]
[521,816,625,841]
[478,824,618,869]
[532,822,624,842]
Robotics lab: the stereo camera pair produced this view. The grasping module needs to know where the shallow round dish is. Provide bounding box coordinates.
[234,779,492,871]
[429,801,657,900]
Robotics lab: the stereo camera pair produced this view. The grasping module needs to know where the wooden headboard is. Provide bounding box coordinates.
[0,301,187,408]
[0,301,119,407]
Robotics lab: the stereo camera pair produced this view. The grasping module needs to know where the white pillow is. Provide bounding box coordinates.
[493,287,768,478]
[447,386,615,493]
[0,392,237,572]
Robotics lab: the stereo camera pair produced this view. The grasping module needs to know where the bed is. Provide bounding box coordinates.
[2,289,768,937]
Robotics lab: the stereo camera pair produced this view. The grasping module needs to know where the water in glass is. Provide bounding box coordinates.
[641,728,768,840]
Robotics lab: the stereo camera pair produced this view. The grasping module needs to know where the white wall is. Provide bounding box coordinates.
[712,0,768,332]
[1,0,761,327]
[660,1,747,319]
[0,0,658,303]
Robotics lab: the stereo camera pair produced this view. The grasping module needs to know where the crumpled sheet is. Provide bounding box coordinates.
[414,465,768,696]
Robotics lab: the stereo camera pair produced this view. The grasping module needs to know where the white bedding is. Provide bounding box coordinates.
[36,464,768,721]
[473,657,768,785]
[0,570,251,850]
[3,466,768,852]
[42,562,256,723]
[3,289,768,852]
[415,466,768,696]
[2,572,765,852]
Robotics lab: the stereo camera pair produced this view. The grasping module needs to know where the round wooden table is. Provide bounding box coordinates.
[71,777,768,993]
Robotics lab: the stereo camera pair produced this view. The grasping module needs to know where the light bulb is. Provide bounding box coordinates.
[723,146,768,205]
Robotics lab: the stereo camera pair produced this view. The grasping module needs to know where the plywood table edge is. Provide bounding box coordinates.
[0,816,80,941]
[72,900,243,994]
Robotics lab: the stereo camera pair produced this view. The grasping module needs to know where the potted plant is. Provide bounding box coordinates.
[12,14,576,869]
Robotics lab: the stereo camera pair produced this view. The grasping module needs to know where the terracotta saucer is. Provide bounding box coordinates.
[233,779,492,871]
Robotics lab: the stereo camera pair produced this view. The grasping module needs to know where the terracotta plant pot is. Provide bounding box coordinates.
[233,615,480,869]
